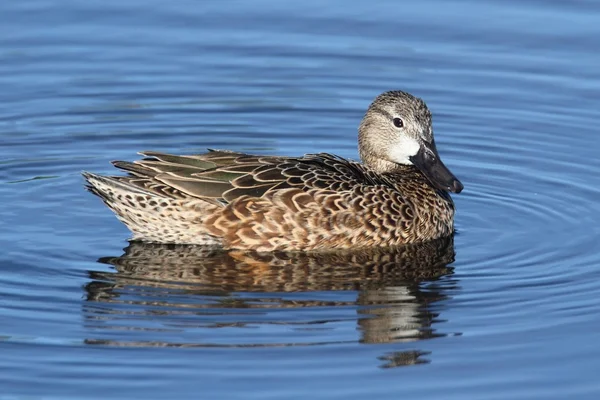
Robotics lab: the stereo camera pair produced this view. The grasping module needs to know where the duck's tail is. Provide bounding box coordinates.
[82,171,221,245]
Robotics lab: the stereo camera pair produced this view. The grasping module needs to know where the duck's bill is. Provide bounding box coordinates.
[409,144,463,193]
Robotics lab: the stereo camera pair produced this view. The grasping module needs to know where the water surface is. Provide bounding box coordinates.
[2,0,600,398]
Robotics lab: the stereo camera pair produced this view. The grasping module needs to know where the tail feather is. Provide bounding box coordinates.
[83,171,154,197]
[82,171,221,245]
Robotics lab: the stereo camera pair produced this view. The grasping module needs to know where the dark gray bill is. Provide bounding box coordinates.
[409,142,463,193]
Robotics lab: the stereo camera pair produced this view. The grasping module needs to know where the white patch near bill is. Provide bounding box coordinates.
[387,136,421,165]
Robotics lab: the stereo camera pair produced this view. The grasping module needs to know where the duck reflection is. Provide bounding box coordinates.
[84,236,458,367]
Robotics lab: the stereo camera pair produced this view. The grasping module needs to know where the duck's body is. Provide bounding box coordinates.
[84,91,463,251]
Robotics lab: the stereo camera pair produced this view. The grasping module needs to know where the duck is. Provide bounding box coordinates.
[83,90,463,251]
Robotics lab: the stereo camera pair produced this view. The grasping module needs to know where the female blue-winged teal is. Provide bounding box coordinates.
[83,90,463,251]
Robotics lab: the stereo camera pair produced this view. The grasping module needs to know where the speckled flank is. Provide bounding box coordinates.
[83,90,462,251]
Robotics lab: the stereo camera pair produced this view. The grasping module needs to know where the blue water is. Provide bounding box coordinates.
[2,0,600,398]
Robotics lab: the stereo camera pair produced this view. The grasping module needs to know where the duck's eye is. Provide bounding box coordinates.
[393,117,404,128]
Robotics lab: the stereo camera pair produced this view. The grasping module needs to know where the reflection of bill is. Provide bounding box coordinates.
[84,235,457,367]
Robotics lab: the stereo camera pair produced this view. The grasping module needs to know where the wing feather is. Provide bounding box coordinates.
[108,150,394,205]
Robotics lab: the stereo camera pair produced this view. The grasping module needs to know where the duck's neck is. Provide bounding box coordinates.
[363,155,415,175]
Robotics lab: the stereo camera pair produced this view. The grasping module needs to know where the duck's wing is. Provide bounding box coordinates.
[107,150,390,205]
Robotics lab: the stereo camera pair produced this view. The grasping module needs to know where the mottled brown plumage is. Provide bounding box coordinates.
[83,90,463,251]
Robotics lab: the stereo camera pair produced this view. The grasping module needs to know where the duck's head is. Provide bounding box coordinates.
[358,90,463,193]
